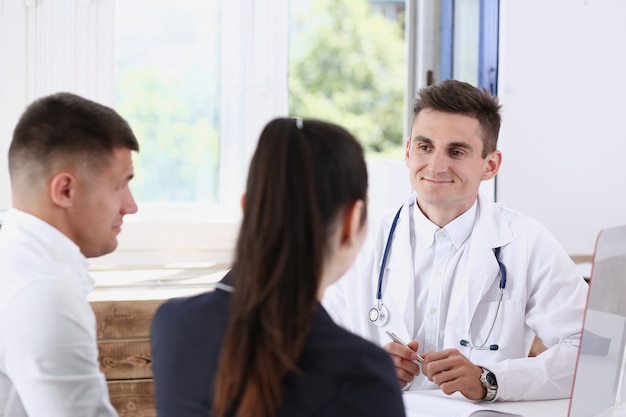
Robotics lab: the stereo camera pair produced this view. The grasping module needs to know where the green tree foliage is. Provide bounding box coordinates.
[114,0,220,203]
[116,67,219,202]
[289,0,406,156]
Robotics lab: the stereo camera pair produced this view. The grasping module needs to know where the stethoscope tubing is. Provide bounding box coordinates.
[376,206,403,301]
[370,204,507,351]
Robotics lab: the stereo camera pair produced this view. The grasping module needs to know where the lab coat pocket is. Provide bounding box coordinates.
[461,298,526,361]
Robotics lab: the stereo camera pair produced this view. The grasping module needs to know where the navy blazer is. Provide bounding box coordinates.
[151,272,406,417]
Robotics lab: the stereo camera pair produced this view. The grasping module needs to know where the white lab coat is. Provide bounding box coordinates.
[323,191,589,401]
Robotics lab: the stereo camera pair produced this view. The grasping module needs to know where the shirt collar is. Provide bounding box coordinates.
[2,208,94,297]
[412,198,478,249]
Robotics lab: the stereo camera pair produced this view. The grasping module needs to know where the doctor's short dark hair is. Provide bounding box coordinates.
[9,92,139,181]
[412,79,501,158]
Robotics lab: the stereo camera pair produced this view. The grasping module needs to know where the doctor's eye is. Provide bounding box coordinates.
[449,149,465,158]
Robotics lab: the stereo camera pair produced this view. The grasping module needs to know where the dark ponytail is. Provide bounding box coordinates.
[213,118,367,417]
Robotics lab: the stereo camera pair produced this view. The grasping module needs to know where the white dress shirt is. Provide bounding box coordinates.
[410,200,476,353]
[0,209,118,417]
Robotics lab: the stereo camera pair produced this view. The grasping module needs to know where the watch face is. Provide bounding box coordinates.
[486,372,497,386]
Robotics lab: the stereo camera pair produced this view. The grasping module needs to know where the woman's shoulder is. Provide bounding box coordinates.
[157,289,219,314]
[283,307,404,417]
[152,289,229,337]
[306,306,396,369]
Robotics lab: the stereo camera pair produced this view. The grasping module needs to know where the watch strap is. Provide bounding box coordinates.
[480,366,498,401]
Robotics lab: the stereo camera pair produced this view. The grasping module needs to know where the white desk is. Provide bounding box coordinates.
[403,390,569,417]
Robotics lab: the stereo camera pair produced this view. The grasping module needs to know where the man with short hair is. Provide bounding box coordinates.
[0,92,139,416]
[323,79,588,402]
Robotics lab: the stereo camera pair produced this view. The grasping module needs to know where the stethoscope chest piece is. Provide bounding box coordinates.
[368,302,389,327]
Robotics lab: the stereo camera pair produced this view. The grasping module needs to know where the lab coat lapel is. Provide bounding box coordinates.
[385,199,416,341]
[460,193,514,323]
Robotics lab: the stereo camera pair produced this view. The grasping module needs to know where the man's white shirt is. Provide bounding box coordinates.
[0,209,118,417]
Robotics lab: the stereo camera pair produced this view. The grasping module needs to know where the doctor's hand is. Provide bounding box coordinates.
[421,348,485,401]
[383,340,421,389]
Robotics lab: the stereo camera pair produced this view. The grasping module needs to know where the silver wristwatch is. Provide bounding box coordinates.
[480,367,498,401]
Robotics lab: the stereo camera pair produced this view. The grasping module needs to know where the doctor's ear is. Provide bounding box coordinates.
[404,137,412,162]
[341,199,366,247]
[481,150,502,181]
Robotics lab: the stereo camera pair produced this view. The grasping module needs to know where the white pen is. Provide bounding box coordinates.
[385,331,424,364]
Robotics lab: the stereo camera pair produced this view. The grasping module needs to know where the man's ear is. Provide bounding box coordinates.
[341,199,365,247]
[49,172,76,208]
[481,150,502,181]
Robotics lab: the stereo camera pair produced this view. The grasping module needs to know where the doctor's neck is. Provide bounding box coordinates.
[415,196,477,228]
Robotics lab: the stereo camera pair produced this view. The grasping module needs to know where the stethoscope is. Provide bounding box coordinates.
[367,206,402,327]
[368,205,507,351]
[459,246,506,351]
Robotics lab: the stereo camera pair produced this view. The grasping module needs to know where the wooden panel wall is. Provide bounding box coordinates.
[92,299,167,417]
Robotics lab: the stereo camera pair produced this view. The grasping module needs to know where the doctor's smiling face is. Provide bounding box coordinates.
[406,109,501,227]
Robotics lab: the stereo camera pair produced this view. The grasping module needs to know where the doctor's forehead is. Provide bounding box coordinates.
[411,112,483,142]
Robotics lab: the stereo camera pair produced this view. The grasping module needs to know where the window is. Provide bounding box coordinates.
[113,0,288,223]
[288,0,407,158]
[0,0,415,262]
[115,0,221,203]
[439,0,499,201]
[100,0,290,266]
[288,0,410,218]
[0,0,289,265]
[440,0,499,92]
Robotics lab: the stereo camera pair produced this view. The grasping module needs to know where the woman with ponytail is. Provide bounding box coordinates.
[151,118,405,417]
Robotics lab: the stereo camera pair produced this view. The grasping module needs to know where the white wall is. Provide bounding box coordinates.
[497,0,626,256]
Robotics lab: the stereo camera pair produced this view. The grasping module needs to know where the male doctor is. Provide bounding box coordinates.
[323,80,588,402]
